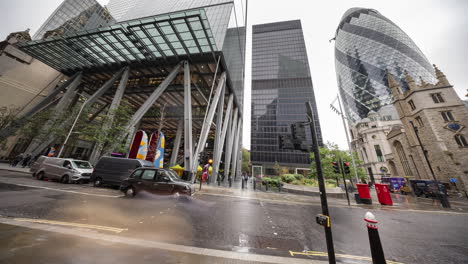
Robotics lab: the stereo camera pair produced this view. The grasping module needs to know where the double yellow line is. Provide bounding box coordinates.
[289,250,404,264]
[13,218,127,233]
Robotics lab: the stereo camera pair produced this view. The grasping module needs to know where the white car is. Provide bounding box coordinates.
[30,156,93,183]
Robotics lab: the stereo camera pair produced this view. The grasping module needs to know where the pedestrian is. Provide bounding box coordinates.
[22,154,32,168]
[243,173,249,189]
[202,161,211,183]
[12,153,23,167]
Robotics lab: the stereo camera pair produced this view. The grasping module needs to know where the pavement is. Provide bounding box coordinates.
[0,167,467,264]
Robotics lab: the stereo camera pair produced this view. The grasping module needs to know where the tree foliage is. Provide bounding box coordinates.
[76,100,134,154]
[241,148,250,174]
[0,105,19,131]
[310,141,366,182]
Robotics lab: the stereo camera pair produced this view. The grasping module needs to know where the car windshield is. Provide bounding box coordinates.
[72,161,92,169]
[165,170,181,181]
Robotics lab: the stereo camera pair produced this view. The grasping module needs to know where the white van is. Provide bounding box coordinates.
[30,156,93,183]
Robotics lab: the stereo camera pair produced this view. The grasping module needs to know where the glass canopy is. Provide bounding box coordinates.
[18,8,218,73]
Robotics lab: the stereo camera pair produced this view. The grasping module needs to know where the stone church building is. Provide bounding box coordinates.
[386,65,468,193]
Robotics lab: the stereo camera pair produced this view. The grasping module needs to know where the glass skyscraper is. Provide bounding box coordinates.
[106,0,246,107]
[107,0,235,49]
[33,0,115,40]
[251,20,322,172]
[335,8,437,123]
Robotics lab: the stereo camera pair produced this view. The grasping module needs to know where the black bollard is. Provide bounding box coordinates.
[365,212,387,264]
[229,177,232,187]
[266,181,269,192]
[278,182,282,192]
[242,178,245,189]
[253,179,256,190]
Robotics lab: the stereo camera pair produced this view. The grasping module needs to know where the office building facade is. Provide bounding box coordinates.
[2,0,246,183]
[251,20,322,175]
[33,0,115,40]
[334,8,437,123]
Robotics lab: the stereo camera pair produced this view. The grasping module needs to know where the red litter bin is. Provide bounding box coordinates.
[356,184,372,204]
[375,183,393,206]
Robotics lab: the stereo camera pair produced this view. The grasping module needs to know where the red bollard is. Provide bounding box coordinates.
[364,212,387,264]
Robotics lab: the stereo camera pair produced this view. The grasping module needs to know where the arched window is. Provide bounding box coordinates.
[393,141,413,176]
[388,161,398,176]
[455,134,468,147]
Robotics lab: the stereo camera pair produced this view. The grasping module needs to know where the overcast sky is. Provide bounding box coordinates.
[1,0,467,150]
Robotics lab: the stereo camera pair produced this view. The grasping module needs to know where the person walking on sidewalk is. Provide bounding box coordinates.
[243,173,249,189]
[11,153,24,167]
[21,154,32,168]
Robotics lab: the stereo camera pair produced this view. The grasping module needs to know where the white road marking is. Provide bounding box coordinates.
[2,182,122,198]
[0,218,327,264]
[196,192,468,214]
[13,218,127,233]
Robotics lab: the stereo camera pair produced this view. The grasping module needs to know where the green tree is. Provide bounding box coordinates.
[273,161,281,176]
[241,148,250,174]
[0,105,20,147]
[19,106,73,148]
[310,141,366,184]
[76,100,134,154]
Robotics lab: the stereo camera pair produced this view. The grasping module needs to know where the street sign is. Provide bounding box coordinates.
[449,178,457,183]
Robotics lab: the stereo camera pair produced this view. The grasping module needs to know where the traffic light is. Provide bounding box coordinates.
[343,162,350,174]
[332,161,340,174]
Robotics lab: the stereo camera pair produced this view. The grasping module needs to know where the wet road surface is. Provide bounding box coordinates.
[0,171,467,264]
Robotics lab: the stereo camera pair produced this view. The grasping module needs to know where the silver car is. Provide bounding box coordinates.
[30,156,93,183]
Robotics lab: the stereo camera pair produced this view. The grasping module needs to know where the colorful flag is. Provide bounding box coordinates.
[154,131,165,168]
[145,131,160,162]
[128,130,148,160]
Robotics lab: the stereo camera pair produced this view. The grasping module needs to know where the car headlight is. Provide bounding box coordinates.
[185,185,189,190]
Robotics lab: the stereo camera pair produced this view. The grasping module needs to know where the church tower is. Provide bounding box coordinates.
[388,65,468,193]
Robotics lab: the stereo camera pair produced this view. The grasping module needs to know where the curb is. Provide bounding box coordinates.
[0,168,32,175]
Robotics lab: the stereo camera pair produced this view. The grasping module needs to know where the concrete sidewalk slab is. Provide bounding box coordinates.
[0,163,31,174]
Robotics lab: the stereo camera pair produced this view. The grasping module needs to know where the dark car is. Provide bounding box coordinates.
[91,157,155,187]
[410,179,448,198]
[120,168,194,197]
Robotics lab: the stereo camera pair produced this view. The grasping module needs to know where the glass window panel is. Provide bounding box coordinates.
[175,48,186,55]
[160,26,173,34]
[175,23,189,33]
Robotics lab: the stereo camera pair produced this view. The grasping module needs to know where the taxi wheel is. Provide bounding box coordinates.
[125,187,136,197]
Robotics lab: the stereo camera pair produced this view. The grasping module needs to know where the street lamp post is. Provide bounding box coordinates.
[409,121,450,208]
[57,96,87,158]
[336,94,360,184]
[305,101,336,264]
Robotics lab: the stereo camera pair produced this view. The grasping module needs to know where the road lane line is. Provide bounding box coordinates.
[13,218,127,233]
[196,192,468,214]
[2,182,122,198]
[0,218,328,264]
[289,250,405,264]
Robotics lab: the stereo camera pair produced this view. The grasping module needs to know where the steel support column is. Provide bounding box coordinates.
[89,66,130,163]
[125,61,184,131]
[183,61,193,178]
[0,72,82,141]
[25,73,83,154]
[83,67,126,108]
[30,68,126,157]
[170,119,183,166]
[230,118,242,181]
[210,85,227,183]
[224,107,238,183]
[213,94,233,183]
[191,72,227,181]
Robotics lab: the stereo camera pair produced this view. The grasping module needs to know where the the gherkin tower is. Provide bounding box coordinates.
[335,8,437,122]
